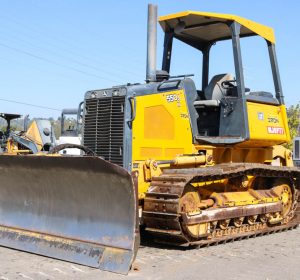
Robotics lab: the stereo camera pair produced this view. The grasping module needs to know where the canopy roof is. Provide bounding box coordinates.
[159,11,275,44]
[0,113,21,121]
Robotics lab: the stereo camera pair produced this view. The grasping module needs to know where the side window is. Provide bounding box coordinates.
[209,40,235,82]
[209,36,275,97]
[240,36,274,95]
[169,39,203,89]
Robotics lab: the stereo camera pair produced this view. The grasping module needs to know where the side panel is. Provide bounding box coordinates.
[132,89,196,162]
[246,102,290,146]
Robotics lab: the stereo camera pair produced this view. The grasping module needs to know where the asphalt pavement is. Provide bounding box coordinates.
[0,227,299,280]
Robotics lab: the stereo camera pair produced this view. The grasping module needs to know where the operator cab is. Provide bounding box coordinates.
[159,11,289,146]
[60,103,83,137]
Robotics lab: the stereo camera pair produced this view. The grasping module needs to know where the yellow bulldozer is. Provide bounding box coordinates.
[0,4,299,275]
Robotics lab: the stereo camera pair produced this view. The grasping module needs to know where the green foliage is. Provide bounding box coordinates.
[0,118,24,132]
[286,103,300,149]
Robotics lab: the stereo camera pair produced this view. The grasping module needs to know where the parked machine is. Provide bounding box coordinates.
[0,5,299,275]
[0,113,55,154]
[57,102,83,155]
[0,113,22,151]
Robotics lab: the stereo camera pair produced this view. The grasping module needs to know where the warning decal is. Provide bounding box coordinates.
[267,126,284,135]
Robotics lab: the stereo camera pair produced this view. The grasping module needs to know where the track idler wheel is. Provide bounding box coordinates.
[179,185,201,214]
[180,185,210,239]
[272,183,293,218]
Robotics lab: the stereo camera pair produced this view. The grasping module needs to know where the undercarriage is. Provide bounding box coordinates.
[143,163,300,246]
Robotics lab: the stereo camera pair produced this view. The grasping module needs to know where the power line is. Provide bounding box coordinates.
[0,98,61,112]
[0,42,119,83]
[0,21,144,79]
[0,55,99,84]
[24,1,145,64]
[0,31,138,81]
[0,11,145,74]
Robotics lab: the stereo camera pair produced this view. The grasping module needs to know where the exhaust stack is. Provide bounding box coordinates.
[146,4,157,82]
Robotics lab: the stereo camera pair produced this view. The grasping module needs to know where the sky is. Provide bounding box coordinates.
[0,0,299,118]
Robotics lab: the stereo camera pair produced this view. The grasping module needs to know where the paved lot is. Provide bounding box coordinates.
[0,227,299,280]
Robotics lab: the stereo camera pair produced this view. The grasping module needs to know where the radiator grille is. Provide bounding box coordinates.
[83,96,125,166]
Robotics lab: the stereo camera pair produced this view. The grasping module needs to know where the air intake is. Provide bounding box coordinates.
[84,94,125,166]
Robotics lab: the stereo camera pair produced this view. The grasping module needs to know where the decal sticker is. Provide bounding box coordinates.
[267,126,284,135]
[267,116,279,123]
[180,113,189,118]
[257,112,264,120]
[166,94,180,103]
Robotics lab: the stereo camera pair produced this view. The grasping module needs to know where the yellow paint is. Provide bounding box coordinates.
[246,102,290,146]
[173,155,206,165]
[272,145,294,167]
[132,160,163,197]
[5,120,47,154]
[25,121,44,150]
[185,223,209,237]
[165,148,184,158]
[132,89,196,162]
[281,191,289,205]
[159,11,275,43]
[144,105,174,139]
[210,190,279,207]
[212,146,278,164]
[280,105,291,142]
[140,147,162,158]
[132,90,199,195]
[131,90,292,198]
[192,179,227,188]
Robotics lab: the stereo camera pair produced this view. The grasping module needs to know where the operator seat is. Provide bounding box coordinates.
[194,73,234,108]
[194,74,233,137]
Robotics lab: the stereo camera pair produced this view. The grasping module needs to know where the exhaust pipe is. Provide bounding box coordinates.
[146,4,157,82]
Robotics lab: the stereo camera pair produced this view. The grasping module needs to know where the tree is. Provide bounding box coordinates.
[286,103,300,149]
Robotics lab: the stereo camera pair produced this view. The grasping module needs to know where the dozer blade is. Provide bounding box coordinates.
[0,155,139,274]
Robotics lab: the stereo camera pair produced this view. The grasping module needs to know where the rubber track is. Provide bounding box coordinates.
[143,163,300,246]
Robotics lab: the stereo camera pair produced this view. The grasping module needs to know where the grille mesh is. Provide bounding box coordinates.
[83,96,125,166]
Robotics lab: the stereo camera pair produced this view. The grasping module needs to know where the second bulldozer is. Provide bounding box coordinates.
[0,4,299,275]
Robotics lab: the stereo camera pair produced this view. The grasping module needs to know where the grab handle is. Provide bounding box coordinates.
[128,96,136,125]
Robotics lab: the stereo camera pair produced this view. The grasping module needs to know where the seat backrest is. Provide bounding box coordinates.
[204,73,234,100]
